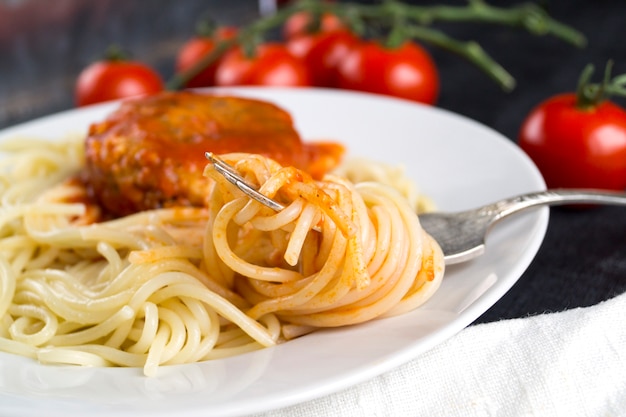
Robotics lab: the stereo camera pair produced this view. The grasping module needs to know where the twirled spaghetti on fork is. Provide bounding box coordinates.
[203,153,444,338]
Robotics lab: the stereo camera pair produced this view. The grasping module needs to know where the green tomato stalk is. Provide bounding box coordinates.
[576,61,626,110]
[167,0,587,91]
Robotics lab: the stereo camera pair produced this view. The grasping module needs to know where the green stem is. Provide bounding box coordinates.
[576,61,626,110]
[103,44,129,62]
[166,38,237,90]
[404,25,516,91]
[167,0,586,91]
[167,3,304,90]
[393,1,586,47]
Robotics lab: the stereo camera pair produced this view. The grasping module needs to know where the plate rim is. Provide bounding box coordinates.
[0,87,548,417]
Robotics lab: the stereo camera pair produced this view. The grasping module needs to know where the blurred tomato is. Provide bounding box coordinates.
[75,58,163,106]
[336,41,439,105]
[215,43,311,87]
[175,26,238,88]
[283,11,345,40]
[519,93,626,190]
[287,30,358,87]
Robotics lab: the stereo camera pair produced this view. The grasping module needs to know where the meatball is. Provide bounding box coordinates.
[82,91,343,217]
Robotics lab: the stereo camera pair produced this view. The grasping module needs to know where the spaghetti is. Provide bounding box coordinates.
[0,136,444,376]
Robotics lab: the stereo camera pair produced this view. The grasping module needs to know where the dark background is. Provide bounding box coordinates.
[1,0,625,323]
[427,0,626,322]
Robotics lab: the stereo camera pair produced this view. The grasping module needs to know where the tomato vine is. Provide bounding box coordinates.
[166,0,586,91]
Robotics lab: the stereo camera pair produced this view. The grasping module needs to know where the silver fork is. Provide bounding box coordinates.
[418,190,626,264]
[205,153,626,265]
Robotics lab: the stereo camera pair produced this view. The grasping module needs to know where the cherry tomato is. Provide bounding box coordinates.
[75,59,163,106]
[283,11,345,40]
[518,93,626,190]
[287,30,359,87]
[215,43,311,87]
[175,26,238,88]
[336,41,439,105]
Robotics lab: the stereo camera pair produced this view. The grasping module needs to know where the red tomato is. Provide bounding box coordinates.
[215,43,311,87]
[175,26,238,88]
[336,41,439,105]
[283,11,345,40]
[518,93,626,190]
[287,30,358,87]
[75,60,163,106]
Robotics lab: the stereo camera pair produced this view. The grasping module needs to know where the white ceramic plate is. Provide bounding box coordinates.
[0,87,548,417]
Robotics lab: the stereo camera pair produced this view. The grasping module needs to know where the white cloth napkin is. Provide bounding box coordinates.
[253,291,626,417]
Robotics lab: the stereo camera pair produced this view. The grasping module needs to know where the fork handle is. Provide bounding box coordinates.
[487,189,626,221]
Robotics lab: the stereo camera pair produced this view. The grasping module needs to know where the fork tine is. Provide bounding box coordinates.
[205,152,286,212]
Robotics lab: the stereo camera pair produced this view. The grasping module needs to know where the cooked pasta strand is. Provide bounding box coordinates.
[0,139,444,376]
